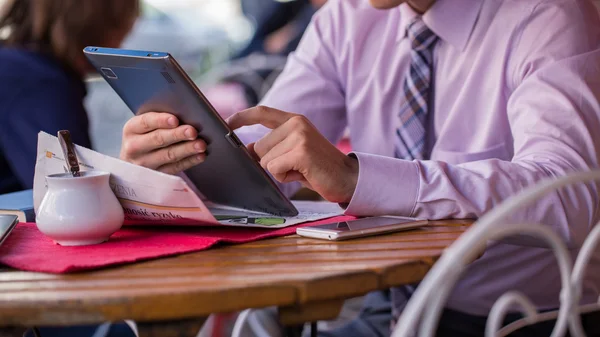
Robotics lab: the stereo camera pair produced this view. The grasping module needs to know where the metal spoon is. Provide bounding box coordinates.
[57,130,81,177]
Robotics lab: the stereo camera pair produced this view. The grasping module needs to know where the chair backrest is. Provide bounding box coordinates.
[391,171,600,337]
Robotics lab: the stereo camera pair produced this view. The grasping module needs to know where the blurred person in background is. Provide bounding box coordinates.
[0,0,139,195]
[236,0,327,58]
[204,0,328,119]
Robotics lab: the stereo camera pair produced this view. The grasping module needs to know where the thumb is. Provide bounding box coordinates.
[247,142,260,161]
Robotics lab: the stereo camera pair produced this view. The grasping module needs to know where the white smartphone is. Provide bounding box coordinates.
[296,216,428,241]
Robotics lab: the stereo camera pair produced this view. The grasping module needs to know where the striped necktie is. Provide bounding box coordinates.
[395,17,439,160]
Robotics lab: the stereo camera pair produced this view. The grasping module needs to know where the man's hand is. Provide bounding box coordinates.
[120,112,207,174]
[228,106,359,203]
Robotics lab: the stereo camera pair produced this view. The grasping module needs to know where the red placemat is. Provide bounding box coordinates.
[0,216,354,274]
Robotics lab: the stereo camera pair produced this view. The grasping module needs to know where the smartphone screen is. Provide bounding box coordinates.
[0,215,18,246]
[314,216,423,232]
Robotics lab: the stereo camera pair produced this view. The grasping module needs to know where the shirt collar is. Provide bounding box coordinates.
[397,0,483,51]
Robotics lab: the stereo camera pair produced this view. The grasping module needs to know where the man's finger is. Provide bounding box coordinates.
[125,112,180,135]
[265,151,301,179]
[281,171,306,184]
[124,126,200,156]
[259,136,296,170]
[135,139,206,169]
[254,116,309,158]
[157,153,207,175]
[227,105,296,130]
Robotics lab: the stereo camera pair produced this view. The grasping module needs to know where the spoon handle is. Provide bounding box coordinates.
[57,130,81,177]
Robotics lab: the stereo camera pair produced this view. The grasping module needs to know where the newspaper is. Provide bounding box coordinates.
[33,132,343,228]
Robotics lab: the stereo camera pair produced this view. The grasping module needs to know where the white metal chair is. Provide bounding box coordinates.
[391,171,600,337]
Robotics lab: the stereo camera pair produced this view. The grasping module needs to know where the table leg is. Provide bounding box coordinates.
[282,322,318,337]
[279,299,344,326]
[284,325,303,337]
[279,299,344,337]
[310,322,317,337]
[136,317,207,337]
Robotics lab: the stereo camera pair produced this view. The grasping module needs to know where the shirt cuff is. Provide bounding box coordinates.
[344,152,420,217]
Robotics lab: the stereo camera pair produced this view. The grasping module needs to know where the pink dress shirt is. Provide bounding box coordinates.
[238,0,600,315]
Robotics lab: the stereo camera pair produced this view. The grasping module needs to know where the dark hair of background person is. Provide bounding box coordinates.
[0,0,139,195]
[0,0,139,75]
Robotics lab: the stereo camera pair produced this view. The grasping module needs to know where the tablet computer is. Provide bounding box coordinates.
[83,47,298,216]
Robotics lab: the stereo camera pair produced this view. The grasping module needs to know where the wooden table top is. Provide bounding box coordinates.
[0,220,472,330]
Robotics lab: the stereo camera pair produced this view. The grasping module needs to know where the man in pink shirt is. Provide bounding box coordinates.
[119,0,600,335]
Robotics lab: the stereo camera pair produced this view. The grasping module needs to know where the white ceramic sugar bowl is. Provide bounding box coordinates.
[36,171,124,246]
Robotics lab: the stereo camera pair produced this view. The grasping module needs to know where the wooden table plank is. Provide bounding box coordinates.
[0,284,296,326]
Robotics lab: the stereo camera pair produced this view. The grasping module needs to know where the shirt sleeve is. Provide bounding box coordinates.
[0,80,91,189]
[236,0,348,197]
[345,0,600,248]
